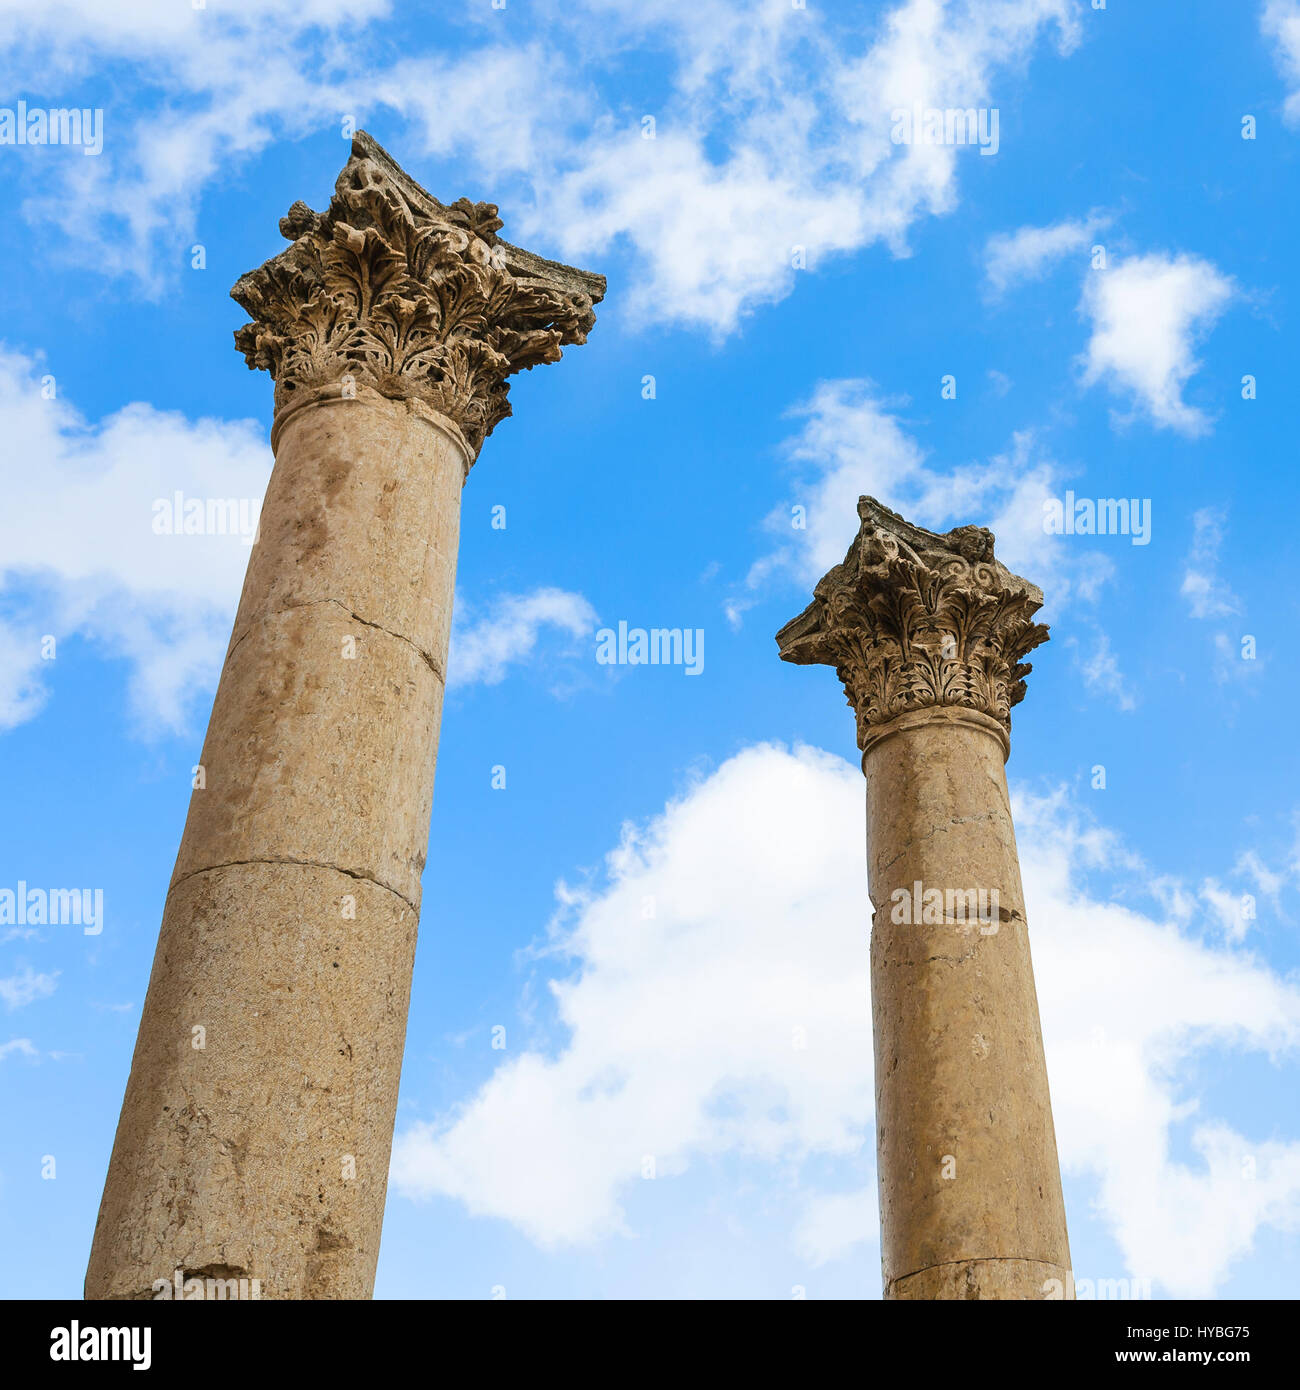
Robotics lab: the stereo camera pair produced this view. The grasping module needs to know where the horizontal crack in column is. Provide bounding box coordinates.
[887,1254,1069,1296]
[169,856,419,917]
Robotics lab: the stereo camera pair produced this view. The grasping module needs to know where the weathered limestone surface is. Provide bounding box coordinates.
[170,394,461,909]
[86,133,603,1299]
[889,1258,1069,1301]
[777,497,1071,1301]
[87,864,417,1300]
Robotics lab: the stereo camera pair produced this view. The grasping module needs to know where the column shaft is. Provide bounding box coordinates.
[86,131,602,1300]
[865,710,1070,1299]
[85,390,466,1299]
[777,494,1071,1300]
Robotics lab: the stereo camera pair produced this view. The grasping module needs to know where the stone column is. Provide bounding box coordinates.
[777,497,1071,1300]
[85,133,604,1300]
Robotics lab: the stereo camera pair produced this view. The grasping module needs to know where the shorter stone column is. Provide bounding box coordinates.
[777,497,1072,1300]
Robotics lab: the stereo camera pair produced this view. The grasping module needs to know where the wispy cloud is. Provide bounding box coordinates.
[1181,508,1241,619]
[1072,626,1136,712]
[1263,0,1300,123]
[0,968,59,1011]
[737,379,1105,618]
[449,588,598,688]
[3,0,1084,334]
[984,210,1111,297]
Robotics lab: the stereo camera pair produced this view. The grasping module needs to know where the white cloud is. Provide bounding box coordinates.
[1179,511,1261,688]
[0,0,392,287]
[793,1186,881,1267]
[1213,631,1264,687]
[0,347,271,733]
[1181,508,1241,619]
[1263,0,1300,123]
[1072,626,1136,712]
[1080,253,1235,435]
[984,211,1111,297]
[0,968,59,1010]
[536,131,870,336]
[1200,879,1253,945]
[0,1038,38,1062]
[754,381,927,587]
[986,367,1013,396]
[0,348,599,732]
[536,0,1082,332]
[0,348,599,733]
[2,0,1084,333]
[393,743,875,1249]
[449,588,598,688]
[1016,787,1300,1294]
[740,380,1105,614]
[1236,850,1285,908]
[0,616,49,731]
[393,743,1300,1295]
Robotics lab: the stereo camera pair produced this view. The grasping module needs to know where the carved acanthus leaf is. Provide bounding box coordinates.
[776,498,1049,748]
[231,133,604,457]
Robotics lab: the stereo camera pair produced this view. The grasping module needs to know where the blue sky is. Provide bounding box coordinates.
[2,0,1299,1300]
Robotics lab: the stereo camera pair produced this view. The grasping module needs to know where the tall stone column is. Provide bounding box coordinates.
[777,497,1071,1300]
[86,133,604,1300]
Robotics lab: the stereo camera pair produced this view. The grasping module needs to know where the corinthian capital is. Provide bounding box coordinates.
[776,497,1049,750]
[231,131,605,458]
